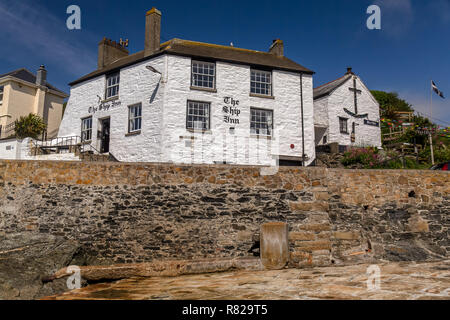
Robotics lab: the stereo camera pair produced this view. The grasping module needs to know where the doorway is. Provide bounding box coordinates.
[100,118,110,153]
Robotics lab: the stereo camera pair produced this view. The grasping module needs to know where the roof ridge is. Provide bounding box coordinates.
[171,38,277,56]
[314,74,350,90]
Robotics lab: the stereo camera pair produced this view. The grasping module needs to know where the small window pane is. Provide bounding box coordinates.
[105,73,120,99]
[250,70,272,96]
[192,61,215,89]
[129,103,142,133]
[250,108,273,136]
[81,117,93,142]
[187,101,210,130]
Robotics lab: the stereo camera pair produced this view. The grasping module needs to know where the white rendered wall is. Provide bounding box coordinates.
[326,76,381,147]
[59,54,316,166]
[161,55,316,166]
[313,97,329,145]
[0,139,21,159]
[59,56,165,162]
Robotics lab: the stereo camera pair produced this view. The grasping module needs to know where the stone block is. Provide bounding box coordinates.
[333,231,361,240]
[289,232,315,241]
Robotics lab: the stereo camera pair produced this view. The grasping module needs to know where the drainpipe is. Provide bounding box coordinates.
[300,73,306,167]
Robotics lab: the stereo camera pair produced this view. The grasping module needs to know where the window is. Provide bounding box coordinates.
[323,135,327,144]
[250,108,273,136]
[339,117,348,134]
[251,70,272,96]
[128,103,142,133]
[192,61,215,89]
[187,101,210,130]
[0,86,4,104]
[81,117,93,142]
[105,73,120,99]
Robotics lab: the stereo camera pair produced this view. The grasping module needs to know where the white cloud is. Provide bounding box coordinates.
[0,0,97,76]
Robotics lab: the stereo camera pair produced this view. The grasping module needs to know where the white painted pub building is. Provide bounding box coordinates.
[59,8,316,166]
[313,68,382,148]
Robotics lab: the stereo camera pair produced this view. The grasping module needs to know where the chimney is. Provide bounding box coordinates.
[98,38,129,69]
[36,65,47,87]
[269,39,284,57]
[145,8,162,57]
[346,67,354,75]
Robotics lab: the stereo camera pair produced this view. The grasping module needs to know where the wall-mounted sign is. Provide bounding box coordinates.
[223,97,241,125]
[89,100,121,114]
[364,119,379,127]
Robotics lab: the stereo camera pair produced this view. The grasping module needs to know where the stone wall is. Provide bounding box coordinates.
[0,160,448,268]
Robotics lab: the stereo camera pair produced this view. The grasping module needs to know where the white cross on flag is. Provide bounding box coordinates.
[432,81,445,99]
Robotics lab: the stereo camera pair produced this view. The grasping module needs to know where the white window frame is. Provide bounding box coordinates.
[128,103,142,133]
[251,70,272,96]
[81,117,93,142]
[250,108,273,136]
[0,86,4,104]
[191,61,216,89]
[186,101,210,131]
[105,73,120,99]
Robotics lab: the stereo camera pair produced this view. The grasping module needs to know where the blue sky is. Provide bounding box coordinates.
[0,0,449,125]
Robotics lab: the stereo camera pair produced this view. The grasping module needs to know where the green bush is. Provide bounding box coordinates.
[341,147,383,168]
[14,114,47,139]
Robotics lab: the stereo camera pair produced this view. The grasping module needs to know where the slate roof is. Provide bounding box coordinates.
[70,38,314,86]
[313,74,352,100]
[0,68,67,96]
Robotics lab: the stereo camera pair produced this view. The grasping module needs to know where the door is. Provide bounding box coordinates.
[100,118,110,153]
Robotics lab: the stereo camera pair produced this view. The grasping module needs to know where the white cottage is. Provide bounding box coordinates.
[59,8,316,166]
[313,68,382,149]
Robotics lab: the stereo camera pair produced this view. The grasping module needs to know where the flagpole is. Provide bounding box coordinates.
[430,79,435,165]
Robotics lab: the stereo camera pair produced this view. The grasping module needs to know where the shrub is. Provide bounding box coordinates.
[14,114,47,139]
[341,147,383,168]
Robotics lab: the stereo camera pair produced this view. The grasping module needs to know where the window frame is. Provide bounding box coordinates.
[128,103,142,133]
[191,60,216,90]
[81,116,93,142]
[105,72,120,100]
[186,100,211,132]
[250,107,274,137]
[250,69,273,97]
[339,117,349,134]
[0,85,4,104]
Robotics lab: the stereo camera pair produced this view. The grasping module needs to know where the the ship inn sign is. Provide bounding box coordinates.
[223,97,241,124]
[89,99,122,114]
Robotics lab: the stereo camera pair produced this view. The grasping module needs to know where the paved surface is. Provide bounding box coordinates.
[46,261,450,300]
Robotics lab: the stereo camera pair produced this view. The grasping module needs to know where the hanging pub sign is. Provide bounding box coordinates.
[223,97,241,124]
[364,119,380,127]
[89,99,122,114]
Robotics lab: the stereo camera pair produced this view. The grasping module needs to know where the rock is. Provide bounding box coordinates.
[0,233,81,300]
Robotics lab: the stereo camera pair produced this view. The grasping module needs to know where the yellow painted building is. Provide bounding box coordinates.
[0,66,68,139]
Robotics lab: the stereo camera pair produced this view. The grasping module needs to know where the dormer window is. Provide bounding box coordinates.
[251,70,272,96]
[191,61,215,89]
[105,73,120,99]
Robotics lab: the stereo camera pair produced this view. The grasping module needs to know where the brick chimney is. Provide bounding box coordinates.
[269,39,284,57]
[144,8,162,57]
[36,65,47,86]
[98,38,129,69]
[346,67,354,75]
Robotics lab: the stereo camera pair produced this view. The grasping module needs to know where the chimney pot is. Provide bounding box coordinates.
[269,39,284,57]
[145,8,162,57]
